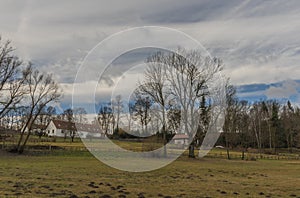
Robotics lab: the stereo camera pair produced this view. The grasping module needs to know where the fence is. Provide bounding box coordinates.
[205,151,300,160]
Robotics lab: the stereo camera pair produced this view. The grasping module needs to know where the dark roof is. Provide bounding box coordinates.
[173,134,189,140]
[31,124,47,130]
[52,120,76,131]
[51,120,102,134]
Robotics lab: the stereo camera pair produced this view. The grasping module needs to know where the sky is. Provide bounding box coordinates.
[1,0,300,111]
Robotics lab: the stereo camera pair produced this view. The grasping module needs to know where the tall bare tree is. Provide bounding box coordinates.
[62,108,76,142]
[112,95,123,132]
[98,104,114,135]
[249,102,264,157]
[223,82,239,160]
[14,66,61,153]
[139,49,222,158]
[132,95,152,136]
[138,54,170,156]
[165,49,222,158]
[281,101,299,152]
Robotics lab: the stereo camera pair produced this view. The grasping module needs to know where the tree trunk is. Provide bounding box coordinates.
[71,132,74,143]
[290,134,293,153]
[241,149,245,160]
[15,131,25,152]
[188,141,195,158]
[162,124,167,158]
[272,130,276,154]
[225,132,230,160]
[268,123,272,149]
[18,131,31,154]
[15,116,33,152]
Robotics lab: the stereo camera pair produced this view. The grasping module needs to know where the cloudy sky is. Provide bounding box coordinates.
[1,0,300,109]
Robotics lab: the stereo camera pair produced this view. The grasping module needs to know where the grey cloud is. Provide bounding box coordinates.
[1,0,300,106]
[265,80,300,100]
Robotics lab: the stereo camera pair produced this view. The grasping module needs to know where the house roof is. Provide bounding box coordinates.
[173,134,189,140]
[51,120,102,134]
[31,124,47,130]
[52,120,76,131]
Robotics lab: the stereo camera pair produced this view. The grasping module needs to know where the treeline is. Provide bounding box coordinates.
[0,106,88,131]
[221,86,300,155]
[96,90,300,156]
[1,36,299,157]
[96,49,300,158]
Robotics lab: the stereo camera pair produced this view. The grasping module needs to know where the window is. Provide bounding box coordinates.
[61,130,64,134]
[52,129,54,134]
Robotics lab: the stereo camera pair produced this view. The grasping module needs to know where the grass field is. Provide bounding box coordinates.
[0,149,300,198]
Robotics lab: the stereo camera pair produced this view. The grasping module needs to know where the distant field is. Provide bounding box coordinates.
[0,149,300,198]
[2,136,300,160]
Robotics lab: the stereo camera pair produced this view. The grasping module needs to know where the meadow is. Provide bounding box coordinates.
[0,145,299,198]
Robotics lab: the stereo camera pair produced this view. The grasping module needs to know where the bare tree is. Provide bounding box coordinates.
[13,66,61,153]
[149,104,161,134]
[98,104,114,135]
[138,54,170,156]
[223,83,238,159]
[132,95,152,136]
[112,95,123,132]
[123,102,135,133]
[281,101,299,152]
[73,107,87,123]
[249,102,263,157]
[139,49,222,158]
[45,105,56,125]
[261,100,280,152]
[167,99,181,134]
[0,37,29,119]
[62,108,76,142]
[164,49,222,158]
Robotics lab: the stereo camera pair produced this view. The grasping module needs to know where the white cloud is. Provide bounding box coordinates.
[1,0,300,105]
[265,80,300,99]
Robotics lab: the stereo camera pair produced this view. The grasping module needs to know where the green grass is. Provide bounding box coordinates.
[0,150,299,198]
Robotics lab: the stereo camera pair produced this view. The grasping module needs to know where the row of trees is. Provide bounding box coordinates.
[0,105,89,130]
[96,49,300,158]
[223,86,300,158]
[1,36,299,156]
[97,87,300,159]
[97,48,224,158]
[0,105,57,130]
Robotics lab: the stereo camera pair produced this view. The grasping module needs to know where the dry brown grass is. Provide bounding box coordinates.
[0,149,299,198]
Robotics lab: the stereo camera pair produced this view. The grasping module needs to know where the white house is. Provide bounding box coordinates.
[46,120,104,139]
[172,134,189,145]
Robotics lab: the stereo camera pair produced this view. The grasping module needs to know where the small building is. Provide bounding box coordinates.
[46,119,104,139]
[173,134,189,145]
